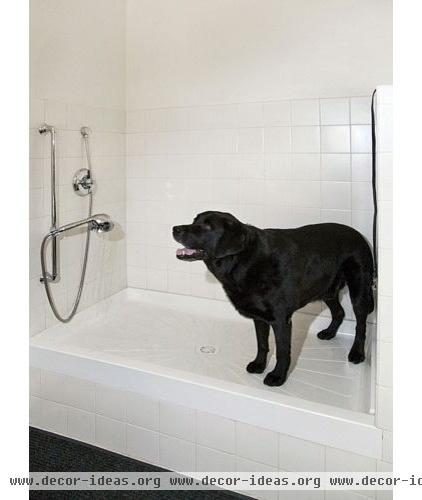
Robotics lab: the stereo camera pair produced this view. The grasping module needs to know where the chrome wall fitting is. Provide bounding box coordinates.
[40,123,97,323]
[80,126,91,138]
[73,168,94,196]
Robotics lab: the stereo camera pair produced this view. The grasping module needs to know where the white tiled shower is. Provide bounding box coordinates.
[29,100,127,334]
[29,0,393,496]
[126,96,375,318]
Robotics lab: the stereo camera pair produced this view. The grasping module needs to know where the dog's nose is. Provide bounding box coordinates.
[172,226,183,236]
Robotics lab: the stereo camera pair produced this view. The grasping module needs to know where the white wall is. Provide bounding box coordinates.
[30,0,126,108]
[127,0,392,109]
[29,0,127,334]
[375,85,393,467]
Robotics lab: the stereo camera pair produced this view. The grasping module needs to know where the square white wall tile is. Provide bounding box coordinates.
[291,100,320,126]
[351,125,372,153]
[377,342,393,388]
[126,392,159,430]
[236,154,265,179]
[95,384,126,421]
[382,431,393,463]
[321,126,350,153]
[40,400,67,435]
[264,127,291,153]
[159,434,195,471]
[29,367,41,397]
[376,385,393,431]
[292,127,320,153]
[66,376,95,412]
[159,401,195,441]
[291,154,320,180]
[352,182,373,211]
[288,207,321,227]
[127,266,147,288]
[238,102,264,127]
[240,179,266,205]
[236,422,278,467]
[237,128,264,153]
[289,181,321,208]
[377,105,393,152]
[40,370,67,404]
[146,268,168,292]
[168,270,191,295]
[263,101,291,126]
[352,210,372,243]
[325,447,376,472]
[351,97,372,124]
[212,179,240,204]
[196,411,236,454]
[321,209,351,225]
[377,295,393,343]
[264,152,290,174]
[321,154,350,181]
[278,434,325,472]
[30,159,45,189]
[321,181,351,210]
[196,445,236,472]
[67,407,95,444]
[95,415,126,454]
[320,99,349,125]
[126,424,159,465]
[352,154,372,182]
[29,396,42,427]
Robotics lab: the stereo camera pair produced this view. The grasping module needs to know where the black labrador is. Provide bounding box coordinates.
[173,211,374,386]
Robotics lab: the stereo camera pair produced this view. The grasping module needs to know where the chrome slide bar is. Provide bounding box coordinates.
[38,123,59,282]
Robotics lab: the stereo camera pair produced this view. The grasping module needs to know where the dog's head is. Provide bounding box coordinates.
[172,211,246,261]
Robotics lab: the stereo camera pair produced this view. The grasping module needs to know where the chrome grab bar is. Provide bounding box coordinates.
[39,123,59,282]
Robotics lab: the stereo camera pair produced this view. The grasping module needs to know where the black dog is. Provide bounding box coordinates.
[173,211,374,386]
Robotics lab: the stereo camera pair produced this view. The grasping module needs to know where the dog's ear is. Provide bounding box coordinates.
[213,220,246,258]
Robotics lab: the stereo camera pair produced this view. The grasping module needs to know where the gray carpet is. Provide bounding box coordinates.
[29,427,249,500]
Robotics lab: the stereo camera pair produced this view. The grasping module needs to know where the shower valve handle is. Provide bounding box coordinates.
[73,168,94,196]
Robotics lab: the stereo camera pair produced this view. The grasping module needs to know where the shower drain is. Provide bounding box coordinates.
[196,345,218,354]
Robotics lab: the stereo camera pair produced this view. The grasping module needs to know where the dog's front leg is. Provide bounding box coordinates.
[246,319,270,373]
[264,315,292,386]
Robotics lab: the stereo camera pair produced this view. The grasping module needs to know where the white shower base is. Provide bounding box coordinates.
[30,288,381,458]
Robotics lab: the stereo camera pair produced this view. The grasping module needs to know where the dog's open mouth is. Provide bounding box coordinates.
[176,247,205,261]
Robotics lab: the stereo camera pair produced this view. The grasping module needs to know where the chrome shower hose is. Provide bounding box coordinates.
[40,135,93,323]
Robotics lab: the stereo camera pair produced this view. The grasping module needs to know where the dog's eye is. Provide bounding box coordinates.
[203,224,212,231]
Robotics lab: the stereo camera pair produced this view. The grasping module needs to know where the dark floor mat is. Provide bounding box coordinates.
[29,427,248,500]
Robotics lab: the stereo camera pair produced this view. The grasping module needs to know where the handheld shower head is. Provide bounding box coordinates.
[88,214,114,233]
[50,213,115,236]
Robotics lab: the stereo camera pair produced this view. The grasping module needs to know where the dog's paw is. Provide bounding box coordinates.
[317,328,337,340]
[246,360,266,373]
[348,348,365,364]
[263,371,286,386]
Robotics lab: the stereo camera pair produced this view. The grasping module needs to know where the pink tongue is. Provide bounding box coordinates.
[176,248,196,256]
